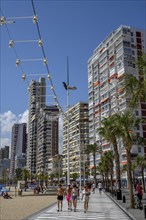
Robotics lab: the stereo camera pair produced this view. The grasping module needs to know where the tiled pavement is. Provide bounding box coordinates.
[106,188,146,220]
[28,190,131,220]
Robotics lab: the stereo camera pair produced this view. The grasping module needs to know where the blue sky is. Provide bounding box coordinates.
[0,0,146,148]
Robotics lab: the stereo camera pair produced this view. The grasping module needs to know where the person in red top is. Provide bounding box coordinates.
[135,182,143,207]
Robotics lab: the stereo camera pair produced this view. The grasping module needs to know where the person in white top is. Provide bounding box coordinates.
[82,185,91,213]
[98,182,102,194]
[92,182,96,194]
[72,184,78,212]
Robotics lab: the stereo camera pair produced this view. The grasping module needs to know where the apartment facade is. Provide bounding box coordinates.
[27,78,46,175]
[88,25,146,177]
[27,77,59,177]
[0,146,9,159]
[10,123,27,178]
[62,102,89,179]
[37,106,59,175]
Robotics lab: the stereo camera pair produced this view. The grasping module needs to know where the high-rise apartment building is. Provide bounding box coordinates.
[27,78,46,175]
[10,123,27,178]
[37,106,59,175]
[0,146,9,159]
[62,102,89,178]
[27,77,59,176]
[88,25,146,169]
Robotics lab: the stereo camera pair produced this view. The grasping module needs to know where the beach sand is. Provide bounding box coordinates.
[0,190,56,220]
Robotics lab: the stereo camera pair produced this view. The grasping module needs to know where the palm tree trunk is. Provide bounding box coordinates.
[113,141,121,190]
[126,149,134,208]
[142,168,146,192]
[93,153,97,186]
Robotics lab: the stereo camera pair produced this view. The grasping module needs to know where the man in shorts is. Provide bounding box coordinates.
[57,184,64,211]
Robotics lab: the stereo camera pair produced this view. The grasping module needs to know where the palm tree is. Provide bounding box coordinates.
[97,151,114,191]
[98,115,121,192]
[135,155,146,192]
[125,53,146,106]
[104,151,114,192]
[116,110,141,208]
[23,169,30,188]
[85,143,97,185]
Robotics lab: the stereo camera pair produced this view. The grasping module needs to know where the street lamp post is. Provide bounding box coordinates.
[62,57,77,186]
[76,125,82,196]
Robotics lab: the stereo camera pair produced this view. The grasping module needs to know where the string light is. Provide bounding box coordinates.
[1,1,65,117]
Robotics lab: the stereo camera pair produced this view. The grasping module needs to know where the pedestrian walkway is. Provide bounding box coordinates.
[28,189,131,220]
[106,188,146,220]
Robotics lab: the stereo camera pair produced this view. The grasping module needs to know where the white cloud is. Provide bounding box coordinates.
[0,110,28,148]
[0,111,17,134]
[0,137,11,148]
[18,110,29,124]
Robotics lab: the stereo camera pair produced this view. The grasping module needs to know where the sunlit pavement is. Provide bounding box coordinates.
[28,189,131,220]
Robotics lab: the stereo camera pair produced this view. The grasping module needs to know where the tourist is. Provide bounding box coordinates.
[66,184,72,211]
[98,182,102,195]
[92,182,96,194]
[57,184,64,212]
[3,192,12,199]
[72,184,78,212]
[135,181,143,208]
[82,185,90,213]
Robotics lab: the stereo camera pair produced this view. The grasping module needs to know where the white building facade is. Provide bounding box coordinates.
[62,102,89,180]
[88,25,146,181]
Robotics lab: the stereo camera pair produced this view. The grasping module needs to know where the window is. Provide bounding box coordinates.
[136,38,141,44]
[124,48,131,54]
[135,110,139,116]
[137,44,142,50]
[136,32,141,38]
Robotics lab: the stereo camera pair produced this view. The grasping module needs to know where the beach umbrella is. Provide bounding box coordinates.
[1,187,9,192]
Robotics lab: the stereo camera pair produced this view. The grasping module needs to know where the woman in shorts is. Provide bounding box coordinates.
[72,184,78,212]
[57,184,64,211]
[82,185,91,213]
[66,184,72,210]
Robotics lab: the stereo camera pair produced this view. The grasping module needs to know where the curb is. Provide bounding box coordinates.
[23,202,57,220]
[105,192,137,220]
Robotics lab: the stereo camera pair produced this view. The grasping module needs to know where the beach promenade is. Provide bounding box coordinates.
[1,187,146,220]
[27,189,132,220]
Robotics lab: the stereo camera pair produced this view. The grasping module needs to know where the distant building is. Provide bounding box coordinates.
[0,146,9,159]
[27,78,46,175]
[27,78,59,177]
[10,123,27,178]
[37,106,59,175]
[0,158,10,180]
[62,102,89,178]
[15,153,26,170]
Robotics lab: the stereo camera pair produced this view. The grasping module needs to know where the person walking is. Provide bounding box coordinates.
[72,184,78,212]
[135,181,143,208]
[92,182,96,194]
[82,185,91,213]
[66,184,72,211]
[57,184,64,212]
[98,182,102,195]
